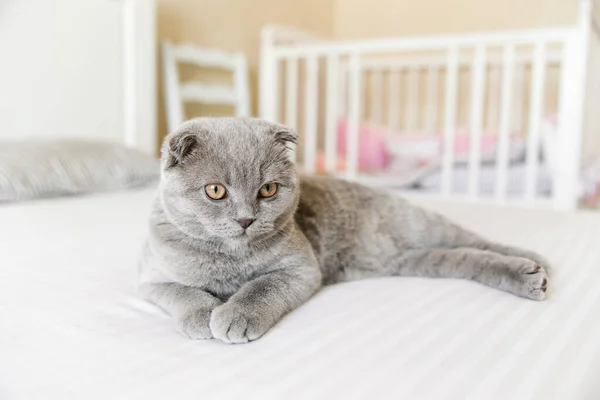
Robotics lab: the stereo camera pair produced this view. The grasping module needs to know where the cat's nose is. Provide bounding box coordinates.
[237,218,255,230]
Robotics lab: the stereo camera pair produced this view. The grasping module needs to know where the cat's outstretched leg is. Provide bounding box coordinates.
[393,247,549,300]
[403,206,552,271]
[470,242,552,272]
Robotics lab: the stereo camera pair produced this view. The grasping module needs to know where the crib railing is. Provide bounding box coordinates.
[349,51,563,134]
[260,2,596,210]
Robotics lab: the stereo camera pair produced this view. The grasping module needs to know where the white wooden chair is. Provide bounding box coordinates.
[162,41,251,133]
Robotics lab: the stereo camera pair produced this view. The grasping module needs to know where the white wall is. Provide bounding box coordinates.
[0,0,125,142]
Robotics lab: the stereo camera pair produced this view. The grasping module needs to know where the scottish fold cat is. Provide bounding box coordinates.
[138,117,549,344]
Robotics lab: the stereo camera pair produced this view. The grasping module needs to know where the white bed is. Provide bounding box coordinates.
[3,1,600,398]
[2,188,600,400]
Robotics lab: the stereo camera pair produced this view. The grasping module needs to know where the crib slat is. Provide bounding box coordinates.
[285,57,298,132]
[426,65,439,133]
[346,53,362,180]
[468,45,487,199]
[495,45,516,201]
[371,70,383,124]
[442,46,459,196]
[304,56,319,174]
[388,70,401,129]
[325,55,339,174]
[407,67,419,131]
[524,43,547,201]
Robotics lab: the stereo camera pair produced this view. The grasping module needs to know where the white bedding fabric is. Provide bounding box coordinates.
[0,140,159,203]
[415,163,553,196]
[1,188,600,400]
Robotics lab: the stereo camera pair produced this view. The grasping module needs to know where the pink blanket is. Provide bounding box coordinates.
[334,119,523,172]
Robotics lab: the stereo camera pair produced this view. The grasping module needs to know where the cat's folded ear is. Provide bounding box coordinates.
[271,125,297,161]
[162,130,199,169]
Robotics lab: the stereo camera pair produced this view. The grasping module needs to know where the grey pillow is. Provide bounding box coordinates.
[0,140,160,202]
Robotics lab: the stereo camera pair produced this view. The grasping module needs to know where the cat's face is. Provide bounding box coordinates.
[159,118,298,244]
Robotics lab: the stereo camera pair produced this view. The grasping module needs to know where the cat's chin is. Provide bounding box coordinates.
[225,228,277,244]
[221,235,255,252]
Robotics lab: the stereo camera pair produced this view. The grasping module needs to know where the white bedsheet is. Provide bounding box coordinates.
[1,188,600,400]
[416,163,553,196]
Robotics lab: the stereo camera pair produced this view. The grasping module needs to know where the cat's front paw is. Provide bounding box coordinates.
[209,303,272,344]
[177,309,214,340]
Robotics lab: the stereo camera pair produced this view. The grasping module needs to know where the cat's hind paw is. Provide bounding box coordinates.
[515,260,549,301]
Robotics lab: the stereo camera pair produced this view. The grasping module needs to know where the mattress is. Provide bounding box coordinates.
[1,188,600,400]
[358,162,554,199]
[415,163,553,197]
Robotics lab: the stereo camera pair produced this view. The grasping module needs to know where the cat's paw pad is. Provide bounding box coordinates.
[516,260,549,301]
[177,309,213,340]
[209,303,271,344]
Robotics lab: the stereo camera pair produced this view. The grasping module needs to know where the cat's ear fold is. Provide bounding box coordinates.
[272,126,297,161]
[162,131,199,168]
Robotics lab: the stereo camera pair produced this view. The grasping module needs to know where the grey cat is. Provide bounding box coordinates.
[138,117,550,344]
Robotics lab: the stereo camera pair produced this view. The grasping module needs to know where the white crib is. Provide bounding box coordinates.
[259,0,600,211]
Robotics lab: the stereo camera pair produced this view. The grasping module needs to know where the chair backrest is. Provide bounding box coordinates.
[162,41,251,133]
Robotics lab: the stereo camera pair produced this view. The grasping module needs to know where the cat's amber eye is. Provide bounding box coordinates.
[205,184,227,200]
[259,183,278,198]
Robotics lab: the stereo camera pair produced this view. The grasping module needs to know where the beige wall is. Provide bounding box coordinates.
[157,0,334,142]
[156,0,581,144]
[333,0,579,39]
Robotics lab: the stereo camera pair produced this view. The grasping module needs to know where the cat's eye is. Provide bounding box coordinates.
[205,184,227,200]
[259,183,278,198]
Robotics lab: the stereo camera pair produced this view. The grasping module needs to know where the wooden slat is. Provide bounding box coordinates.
[274,28,572,58]
[161,41,184,133]
[173,44,239,70]
[179,82,237,105]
